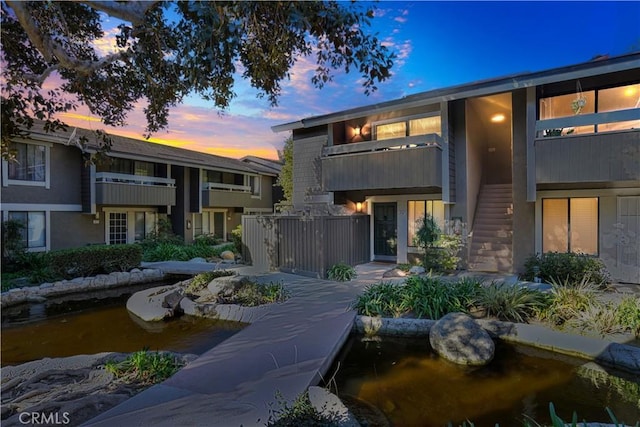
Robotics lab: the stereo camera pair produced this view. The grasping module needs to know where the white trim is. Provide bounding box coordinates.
[0,203,82,211]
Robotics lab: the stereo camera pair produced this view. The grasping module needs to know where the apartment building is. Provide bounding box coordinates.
[1,124,281,250]
[273,53,640,283]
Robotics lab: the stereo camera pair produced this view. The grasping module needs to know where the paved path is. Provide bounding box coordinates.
[83,264,388,427]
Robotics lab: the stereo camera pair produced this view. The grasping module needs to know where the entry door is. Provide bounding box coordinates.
[213,212,225,239]
[373,203,397,261]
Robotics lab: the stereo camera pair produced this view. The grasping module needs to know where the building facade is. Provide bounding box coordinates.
[1,124,281,251]
[273,53,640,283]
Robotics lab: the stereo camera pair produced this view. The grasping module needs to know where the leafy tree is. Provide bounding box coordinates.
[1,1,395,158]
[276,135,294,203]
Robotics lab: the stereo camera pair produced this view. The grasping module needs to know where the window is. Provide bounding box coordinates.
[134,212,156,242]
[204,170,222,183]
[194,211,226,239]
[246,175,261,196]
[108,212,128,245]
[375,114,441,141]
[8,142,47,183]
[542,198,598,255]
[98,159,157,176]
[8,211,46,249]
[539,83,640,135]
[407,200,445,246]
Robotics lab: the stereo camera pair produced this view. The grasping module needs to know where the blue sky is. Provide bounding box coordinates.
[60,1,640,159]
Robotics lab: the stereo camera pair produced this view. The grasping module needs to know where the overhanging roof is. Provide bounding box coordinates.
[272,52,640,133]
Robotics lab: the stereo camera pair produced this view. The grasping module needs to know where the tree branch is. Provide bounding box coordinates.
[81,1,160,26]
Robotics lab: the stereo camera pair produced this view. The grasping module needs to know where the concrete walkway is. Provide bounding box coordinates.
[84,264,384,427]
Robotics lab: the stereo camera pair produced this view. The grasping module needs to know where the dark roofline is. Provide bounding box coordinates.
[272,52,640,132]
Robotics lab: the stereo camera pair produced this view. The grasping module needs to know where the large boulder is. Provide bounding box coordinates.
[220,250,235,261]
[207,275,252,298]
[429,312,495,366]
[126,285,181,321]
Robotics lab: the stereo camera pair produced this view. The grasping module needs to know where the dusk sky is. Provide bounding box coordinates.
[58,1,640,160]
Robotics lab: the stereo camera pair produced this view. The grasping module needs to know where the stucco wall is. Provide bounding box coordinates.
[50,211,104,250]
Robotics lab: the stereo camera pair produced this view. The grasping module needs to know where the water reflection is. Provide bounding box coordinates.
[1,288,244,366]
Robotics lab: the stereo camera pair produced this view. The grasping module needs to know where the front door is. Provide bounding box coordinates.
[374,203,397,261]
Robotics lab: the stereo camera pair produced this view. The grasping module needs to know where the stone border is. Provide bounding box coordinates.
[354,315,640,374]
[1,269,166,308]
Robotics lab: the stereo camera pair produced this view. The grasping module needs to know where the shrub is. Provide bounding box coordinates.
[218,281,289,306]
[402,276,481,319]
[435,234,463,271]
[105,349,183,385]
[266,391,338,427]
[476,282,551,323]
[351,282,407,317]
[567,302,625,337]
[326,262,356,281]
[142,243,189,262]
[615,296,640,337]
[193,233,221,246]
[231,224,242,253]
[1,219,26,269]
[538,278,599,326]
[48,244,142,279]
[185,270,234,294]
[521,252,610,286]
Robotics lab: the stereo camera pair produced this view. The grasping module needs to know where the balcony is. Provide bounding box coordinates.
[202,182,266,208]
[535,109,640,184]
[95,172,176,206]
[321,134,443,192]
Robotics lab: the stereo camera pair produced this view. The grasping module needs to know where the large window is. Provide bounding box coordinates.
[542,198,598,255]
[246,175,261,196]
[134,212,156,242]
[8,211,46,249]
[98,158,157,176]
[539,83,639,135]
[194,210,226,239]
[8,142,46,183]
[375,114,441,141]
[408,200,445,247]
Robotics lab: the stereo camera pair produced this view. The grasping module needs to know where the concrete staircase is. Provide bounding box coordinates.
[468,183,513,272]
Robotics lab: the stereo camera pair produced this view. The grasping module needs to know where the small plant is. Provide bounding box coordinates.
[265,390,340,427]
[326,262,356,282]
[231,224,243,253]
[567,302,626,337]
[193,233,221,246]
[476,282,551,323]
[435,233,463,271]
[615,296,640,337]
[537,278,599,326]
[351,282,407,318]
[217,281,289,306]
[105,349,183,385]
[185,270,234,294]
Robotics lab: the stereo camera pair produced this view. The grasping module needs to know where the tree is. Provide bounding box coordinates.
[1,1,395,157]
[276,135,293,204]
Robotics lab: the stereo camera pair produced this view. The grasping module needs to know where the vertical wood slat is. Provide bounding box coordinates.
[242,215,370,278]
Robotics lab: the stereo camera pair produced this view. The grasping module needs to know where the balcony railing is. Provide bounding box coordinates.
[202,182,251,192]
[535,108,640,138]
[323,133,443,157]
[95,172,175,187]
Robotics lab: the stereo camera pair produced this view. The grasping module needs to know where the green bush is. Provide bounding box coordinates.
[105,349,183,385]
[326,262,356,281]
[476,282,551,323]
[615,296,640,337]
[142,243,189,262]
[266,391,338,427]
[48,244,142,279]
[351,282,407,317]
[217,281,289,306]
[231,224,242,253]
[521,252,611,286]
[538,278,599,326]
[193,233,221,246]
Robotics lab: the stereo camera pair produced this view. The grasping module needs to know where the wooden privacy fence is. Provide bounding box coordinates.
[242,215,370,278]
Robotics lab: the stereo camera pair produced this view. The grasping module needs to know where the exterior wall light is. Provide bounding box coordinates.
[356,202,363,212]
[491,113,506,123]
[354,126,361,136]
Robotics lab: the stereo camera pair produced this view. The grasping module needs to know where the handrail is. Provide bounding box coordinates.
[322,133,443,157]
[535,108,640,132]
[203,182,251,192]
[95,172,175,187]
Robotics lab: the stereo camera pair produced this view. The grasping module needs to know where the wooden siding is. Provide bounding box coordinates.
[322,145,442,192]
[535,131,640,184]
[242,215,370,278]
[95,183,175,206]
[202,189,271,209]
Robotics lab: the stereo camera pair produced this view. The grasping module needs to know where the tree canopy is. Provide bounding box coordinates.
[1,1,395,156]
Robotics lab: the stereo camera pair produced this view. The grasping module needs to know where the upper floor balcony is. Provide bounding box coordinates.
[535,108,640,184]
[95,172,176,206]
[321,134,443,192]
[202,182,267,208]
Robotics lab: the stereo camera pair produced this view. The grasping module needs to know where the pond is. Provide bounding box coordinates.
[331,335,640,426]
[1,283,245,366]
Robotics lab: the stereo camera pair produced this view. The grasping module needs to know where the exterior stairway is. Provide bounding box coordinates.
[468,183,513,272]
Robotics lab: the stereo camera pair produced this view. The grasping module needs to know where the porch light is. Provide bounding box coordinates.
[491,113,505,123]
[354,126,361,136]
[356,202,363,212]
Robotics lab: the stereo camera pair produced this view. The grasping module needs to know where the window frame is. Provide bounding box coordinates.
[7,210,47,251]
[3,141,51,189]
[541,197,600,255]
[373,111,441,141]
[407,199,445,248]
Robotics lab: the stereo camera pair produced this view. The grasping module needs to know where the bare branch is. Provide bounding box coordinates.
[81,1,160,25]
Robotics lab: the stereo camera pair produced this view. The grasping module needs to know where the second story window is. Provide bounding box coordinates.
[375,114,442,141]
[8,142,47,183]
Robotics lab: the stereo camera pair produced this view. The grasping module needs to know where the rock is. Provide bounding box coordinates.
[429,312,495,366]
[189,257,208,263]
[409,266,426,275]
[207,275,250,297]
[220,250,235,261]
[308,386,360,427]
[162,290,185,317]
[126,285,181,321]
[382,269,406,278]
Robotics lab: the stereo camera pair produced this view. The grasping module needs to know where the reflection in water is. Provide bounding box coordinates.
[332,336,640,426]
[1,292,245,366]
